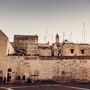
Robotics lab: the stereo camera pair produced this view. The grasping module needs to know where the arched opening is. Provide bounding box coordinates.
[7,68,12,82]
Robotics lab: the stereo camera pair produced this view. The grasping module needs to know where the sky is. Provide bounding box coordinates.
[0,0,90,43]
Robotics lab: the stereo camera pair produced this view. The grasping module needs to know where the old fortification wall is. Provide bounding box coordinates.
[0,56,90,82]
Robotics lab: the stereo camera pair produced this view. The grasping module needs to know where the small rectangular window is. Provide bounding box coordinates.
[81,49,84,54]
[70,49,74,54]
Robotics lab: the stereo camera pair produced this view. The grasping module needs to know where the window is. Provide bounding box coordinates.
[81,49,84,54]
[70,49,74,54]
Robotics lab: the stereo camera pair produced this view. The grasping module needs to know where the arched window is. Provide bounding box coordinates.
[8,68,12,72]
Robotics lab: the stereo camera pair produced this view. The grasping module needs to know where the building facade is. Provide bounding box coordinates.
[38,42,51,56]
[52,34,62,56]
[0,30,14,56]
[14,35,38,56]
[62,42,90,56]
[1,29,90,83]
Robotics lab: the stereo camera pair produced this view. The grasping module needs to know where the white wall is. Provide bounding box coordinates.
[6,41,14,55]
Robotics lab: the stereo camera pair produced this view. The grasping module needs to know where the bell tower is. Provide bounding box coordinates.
[56,34,59,43]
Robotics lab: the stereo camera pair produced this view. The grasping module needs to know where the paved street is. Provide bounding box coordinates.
[10,85,87,90]
[0,83,90,90]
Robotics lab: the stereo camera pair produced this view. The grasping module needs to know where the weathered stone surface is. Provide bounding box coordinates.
[62,43,90,56]
[0,30,14,56]
[14,35,38,55]
[0,56,90,82]
[1,30,90,83]
[38,43,51,56]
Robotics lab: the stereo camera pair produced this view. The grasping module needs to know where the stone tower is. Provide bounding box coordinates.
[56,34,59,43]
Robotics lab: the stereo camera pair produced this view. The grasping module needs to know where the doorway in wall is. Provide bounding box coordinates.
[7,68,12,82]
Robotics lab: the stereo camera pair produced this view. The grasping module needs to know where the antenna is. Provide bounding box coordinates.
[45,29,48,43]
[46,29,48,42]
[51,35,53,44]
[44,35,47,43]
[63,32,65,42]
[59,34,60,43]
[49,33,50,42]
[82,29,83,43]
[82,23,86,43]
[71,32,72,42]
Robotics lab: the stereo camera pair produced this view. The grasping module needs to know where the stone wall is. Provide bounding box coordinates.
[0,56,90,82]
[14,35,38,55]
[52,43,62,56]
[7,42,14,55]
[0,30,8,56]
[38,47,51,56]
[62,43,90,56]
[38,43,51,56]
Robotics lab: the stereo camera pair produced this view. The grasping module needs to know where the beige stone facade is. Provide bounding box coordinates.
[0,30,8,56]
[52,43,62,56]
[52,34,90,56]
[0,30,14,56]
[52,34,62,56]
[62,42,90,56]
[14,35,38,55]
[1,29,90,57]
[38,43,51,56]
[7,42,14,55]
[0,56,90,82]
[1,29,90,83]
